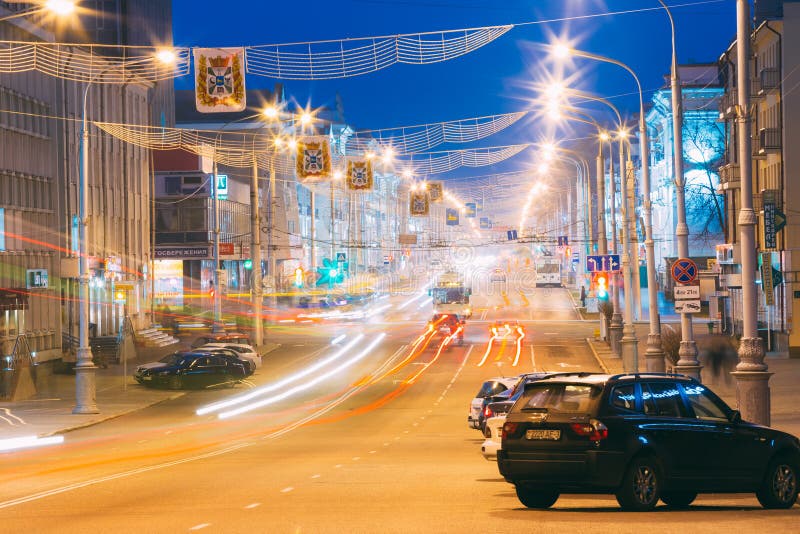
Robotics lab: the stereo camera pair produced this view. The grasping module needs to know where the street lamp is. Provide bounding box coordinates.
[551,42,665,372]
[732,0,770,425]
[655,0,701,379]
[0,0,76,22]
[74,49,176,414]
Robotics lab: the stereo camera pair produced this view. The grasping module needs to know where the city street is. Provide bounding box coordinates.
[1,283,797,532]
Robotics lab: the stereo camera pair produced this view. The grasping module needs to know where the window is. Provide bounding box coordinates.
[681,384,729,421]
[642,382,686,417]
[521,384,602,414]
[610,384,637,413]
[0,208,5,251]
[164,176,181,195]
[476,381,509,398]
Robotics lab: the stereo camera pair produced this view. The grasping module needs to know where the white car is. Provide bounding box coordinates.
[481,413,507,461]
[468,377,518,429]
[198,343,262,372]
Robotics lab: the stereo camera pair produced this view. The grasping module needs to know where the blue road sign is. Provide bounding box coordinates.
[671,258,698,284]
[586,255,621,273]
[507,229,518,241]
[336,252,346,262]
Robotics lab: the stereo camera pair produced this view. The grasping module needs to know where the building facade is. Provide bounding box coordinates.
[0,2,171,361]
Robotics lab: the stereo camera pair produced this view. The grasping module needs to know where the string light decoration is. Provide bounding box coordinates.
[345,111,526,154]
[400,144,529,175]
[245,25,512,80]
[0,41,190,82]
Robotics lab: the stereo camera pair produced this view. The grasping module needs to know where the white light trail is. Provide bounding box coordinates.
[331,335,347,345]
[398,292,428,310]
[0,435,64,453]
[477,331,498,367]
[416,297,433,309]
[218,334,387,419]
[512,327,525,367]
[196,335,365,416]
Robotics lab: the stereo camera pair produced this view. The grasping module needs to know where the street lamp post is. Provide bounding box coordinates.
[552,44,668,371]
[74,51,174,414]
[732,0,770,425]
[659,0,699,378]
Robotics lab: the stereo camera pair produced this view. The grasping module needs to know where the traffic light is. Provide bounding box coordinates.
[294,267,304,288]
[114,290,125,302]
[243,259,253,270]
[594,272,609,300]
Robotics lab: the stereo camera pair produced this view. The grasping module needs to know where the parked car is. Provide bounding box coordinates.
[481,411,508,461]
[134,351,248,390]
[190,332,251,349]
[468,377,518,429]
[475,373,552,435]
[497,372,800,511]
[197,343,262,372]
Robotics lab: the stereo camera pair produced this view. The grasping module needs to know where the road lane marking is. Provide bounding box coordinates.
[352,456,361,461]
[334,464,343,468]
[0,443,251,510]
[310,474,321,479]
[369,450,377,454]
[245,503,261,509]
[280,487,294,493]
[189,523,211,530]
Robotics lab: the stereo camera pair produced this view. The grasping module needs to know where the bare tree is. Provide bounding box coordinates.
[682,117,726,250]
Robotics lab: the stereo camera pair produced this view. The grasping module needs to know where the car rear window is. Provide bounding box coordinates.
[519,383,602,414]
[477,381,510,398]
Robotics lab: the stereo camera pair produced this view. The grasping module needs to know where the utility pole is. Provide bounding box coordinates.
[250,156,263,346]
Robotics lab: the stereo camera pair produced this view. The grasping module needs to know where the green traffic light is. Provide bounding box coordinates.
[244,259,253,270]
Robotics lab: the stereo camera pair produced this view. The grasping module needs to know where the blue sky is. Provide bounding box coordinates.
[172,0,737,181]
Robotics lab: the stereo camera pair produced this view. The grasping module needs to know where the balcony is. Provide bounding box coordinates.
[718,163,740,192]
[758,68,780,94]
[756,127,781,156]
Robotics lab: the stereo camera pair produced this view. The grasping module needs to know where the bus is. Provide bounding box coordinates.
[535,258,562,288]
[431,271,472,318]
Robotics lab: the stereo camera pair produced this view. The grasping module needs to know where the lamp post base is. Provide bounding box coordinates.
[609,313,623,357]
[733,370,773,426]
[73,354,99,414]
[644,333,666,373]
[620,335,639,373]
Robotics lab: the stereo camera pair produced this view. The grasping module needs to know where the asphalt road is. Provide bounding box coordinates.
[1,283,797,532]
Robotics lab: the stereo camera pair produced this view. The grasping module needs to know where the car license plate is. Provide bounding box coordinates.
[141,376,152,381]
[526,429,560,440]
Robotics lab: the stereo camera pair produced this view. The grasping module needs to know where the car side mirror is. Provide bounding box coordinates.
[730,410,742,424]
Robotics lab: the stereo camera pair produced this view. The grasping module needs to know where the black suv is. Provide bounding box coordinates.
[497,373,800,511]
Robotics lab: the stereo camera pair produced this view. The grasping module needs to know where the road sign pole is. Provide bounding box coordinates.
[671,258,701,379]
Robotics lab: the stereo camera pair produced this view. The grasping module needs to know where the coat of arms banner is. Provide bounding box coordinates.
[194,48,246,113]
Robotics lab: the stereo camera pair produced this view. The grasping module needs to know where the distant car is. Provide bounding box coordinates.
[428,313,465,346]
[490,269,507,282]
[134,352,248,390]
[191,332,251,349]
[198,343,261,373]
[468,377,518,430]
[497,372,800,511]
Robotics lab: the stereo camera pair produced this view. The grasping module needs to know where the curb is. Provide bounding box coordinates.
[41,391,186,438]
[585,337,610,374]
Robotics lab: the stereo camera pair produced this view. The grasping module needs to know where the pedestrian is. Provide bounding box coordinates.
[580,285,587,308]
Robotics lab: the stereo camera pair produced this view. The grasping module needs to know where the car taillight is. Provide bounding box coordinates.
[502,422,522,439]
[484,406,493,418]
[570,419,608,442]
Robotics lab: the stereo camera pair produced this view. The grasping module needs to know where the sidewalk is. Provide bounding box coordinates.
[0,342,281,442]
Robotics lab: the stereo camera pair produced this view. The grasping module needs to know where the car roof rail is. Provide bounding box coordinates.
[608,372,695,381]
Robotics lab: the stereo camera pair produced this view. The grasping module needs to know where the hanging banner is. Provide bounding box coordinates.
[427,181,444,202]
[465,202,477,218]
[345,157,374,191]
[410,190,430,216]
[194,48,246,113]
[446,208,460,226]
[296,136,332,181]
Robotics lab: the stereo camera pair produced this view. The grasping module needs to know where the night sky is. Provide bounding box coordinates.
[172,0,737,180]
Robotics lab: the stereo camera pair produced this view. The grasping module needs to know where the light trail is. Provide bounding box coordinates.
[218,333,387,419]
[196,335,364,416]
[512,326,525,367]
[398,291,428,310]
[0,435,64,453]
[476,329,498,367]
[416,297,433,309]
[331,334,346,345]
[405,326,462,384]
